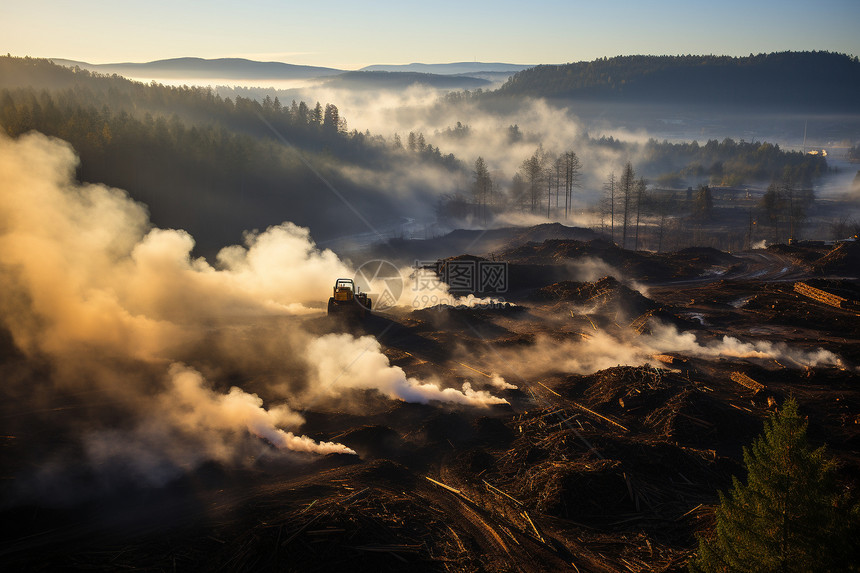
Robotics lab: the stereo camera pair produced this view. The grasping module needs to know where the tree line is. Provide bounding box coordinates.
[437,146,584,224]
[391,130,460,169]
[592,135,827,188]
[0,55,837,251]
[436,129,824,245]
[0,56,462,254]
[496,51,860,112]
[592,158,823,252]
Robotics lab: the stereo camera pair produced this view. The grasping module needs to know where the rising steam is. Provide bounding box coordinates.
[497,321,843,378]
[83,364,355,488]
[307,333,508,406]
[0,132,503,498]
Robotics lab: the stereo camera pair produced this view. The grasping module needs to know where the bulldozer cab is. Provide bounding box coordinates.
[334,278,357,302]
[328,278,372,318]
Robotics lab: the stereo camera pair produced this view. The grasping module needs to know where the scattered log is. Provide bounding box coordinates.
[793,281,848,309]
[569,400,630,432]
[483,479,524,506]
[536,380,562,397]
[730,371,765,394]
[629,311,655,335]
[425,476,478,506]
[520,510,546,544]
[456,361,492,378]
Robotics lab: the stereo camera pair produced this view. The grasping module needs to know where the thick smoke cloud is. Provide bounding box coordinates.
[83,364,355,488]
[306,333,507,406]
[0,132,505,499]
[495,321,843,378]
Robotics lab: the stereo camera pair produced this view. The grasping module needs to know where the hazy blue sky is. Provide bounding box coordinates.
[5,0,859,68]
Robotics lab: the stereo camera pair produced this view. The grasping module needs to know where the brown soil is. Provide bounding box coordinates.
[2,235,858,572]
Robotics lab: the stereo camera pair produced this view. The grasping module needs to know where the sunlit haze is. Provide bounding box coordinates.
[5,0,859,67]
[2,1,860,569]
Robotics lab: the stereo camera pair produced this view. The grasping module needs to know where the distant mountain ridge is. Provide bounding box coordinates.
[359,62,532,74]
[51,57,343,80]
[496,51,860,111]
[323,71,491,90]
[51,58,531,83]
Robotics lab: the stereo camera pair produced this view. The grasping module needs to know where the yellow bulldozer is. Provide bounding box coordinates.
[327,278,372,319]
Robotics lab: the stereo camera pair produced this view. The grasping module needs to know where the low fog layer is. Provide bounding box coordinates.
[269,83,859,206]
[492,323,843,379]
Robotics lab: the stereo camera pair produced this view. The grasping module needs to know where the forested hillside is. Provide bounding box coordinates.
[0,55,836,254]
[594,135,826,187]
[51,57,343,80]
[497,52,860,110]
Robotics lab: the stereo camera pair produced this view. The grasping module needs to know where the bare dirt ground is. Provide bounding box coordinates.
[1,234,858,572]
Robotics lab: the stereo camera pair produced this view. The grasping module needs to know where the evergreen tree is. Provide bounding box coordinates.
[690,397,858,573]
[311,101,323,125]
[634,177,646,250]
[296,101,309,124]
[561,150,582,219]
[472,156,493,222]
[619,162,636,249]
[603,172,617,243]
[323,103,339,133]
[509,172,528,212]
[694,184,714,221]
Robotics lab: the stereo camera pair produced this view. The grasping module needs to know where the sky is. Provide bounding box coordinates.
[5,0,860,69]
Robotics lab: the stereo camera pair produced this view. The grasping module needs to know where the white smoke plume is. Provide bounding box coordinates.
[0,132,504,497]
[497,321,843,378]
[160,363,354,455]
[646,322,843,368]
[306,333,508,406]
[489,373,518,391]
[82,364,355,488]
[352,262,510,310]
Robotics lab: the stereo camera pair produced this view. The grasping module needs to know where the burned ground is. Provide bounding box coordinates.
[1,237,859,572]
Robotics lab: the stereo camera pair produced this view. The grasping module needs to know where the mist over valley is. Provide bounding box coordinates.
[1,47,859,571]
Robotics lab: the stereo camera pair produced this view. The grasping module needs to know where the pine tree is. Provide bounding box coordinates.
[694,185,714,221]
[619,162,636,249]
[603,172,617,243]
[690,397,857,573]
[311,101,323,125]
[472,156,492,222]
[323,103,339,133]
[561,150,581,219]
[634,177,646,250]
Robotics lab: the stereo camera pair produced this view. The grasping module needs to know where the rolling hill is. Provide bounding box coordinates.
[359,62,532,74]
[322,70,492,90]
[496,51,860,111]
[51,57,343,80]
